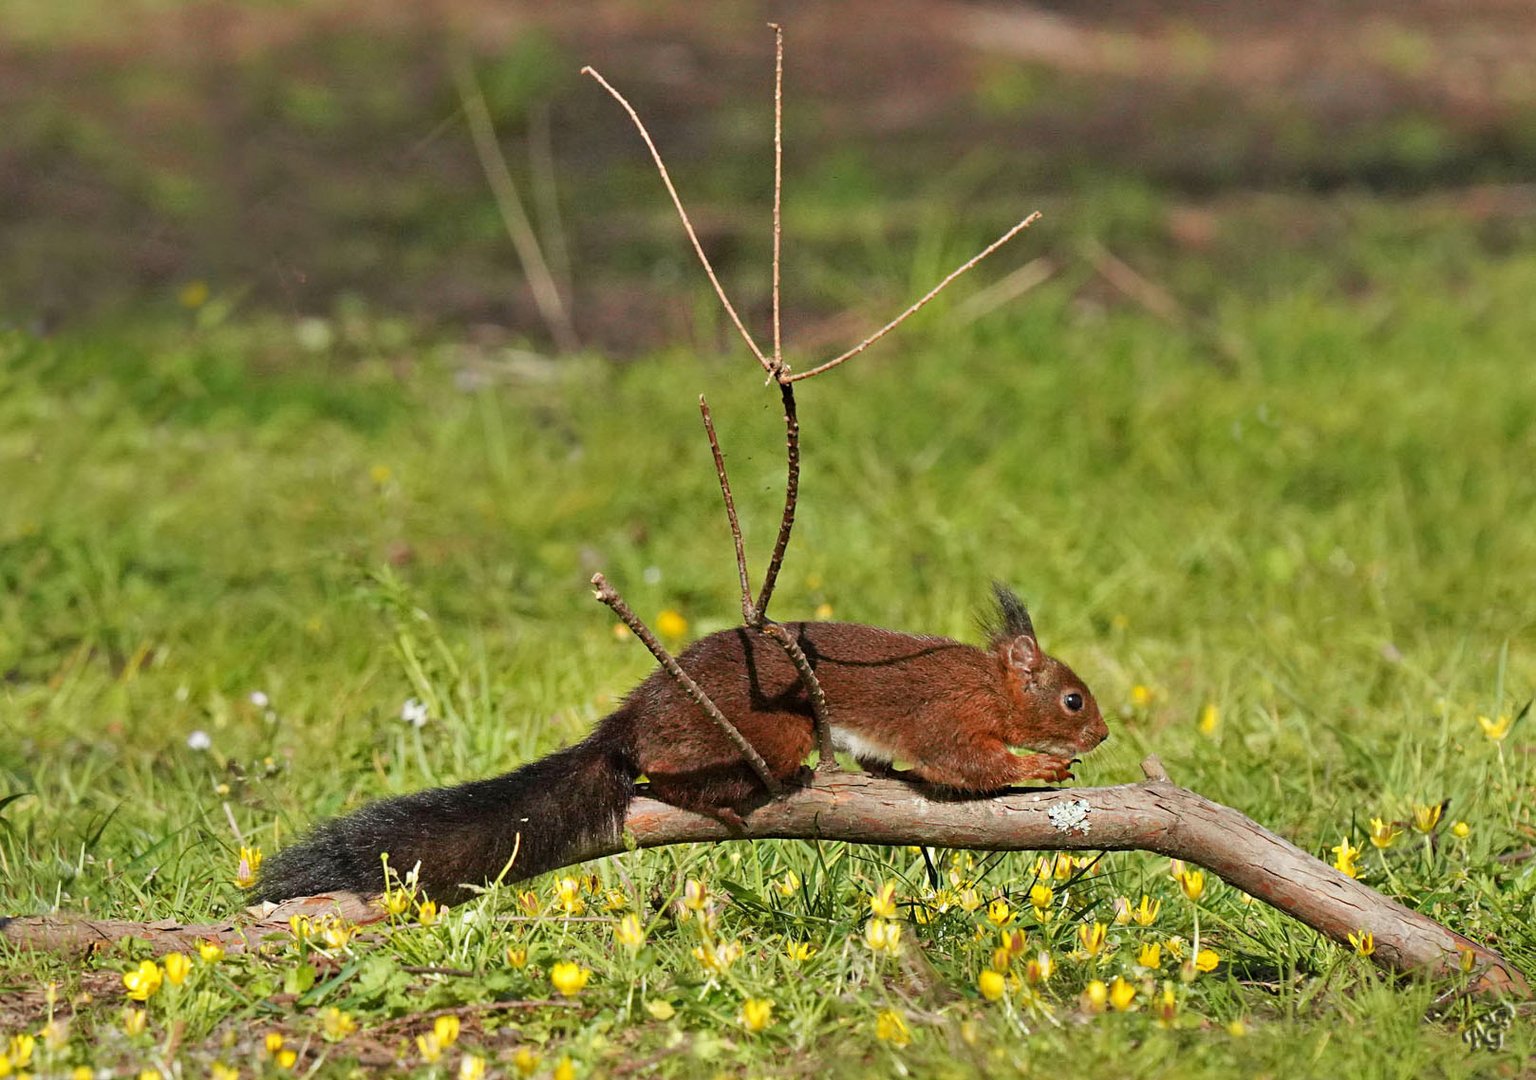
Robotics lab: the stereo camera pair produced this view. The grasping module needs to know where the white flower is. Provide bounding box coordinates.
[401,698,429,728]
[186,730,212,751]
[250,691,270,708]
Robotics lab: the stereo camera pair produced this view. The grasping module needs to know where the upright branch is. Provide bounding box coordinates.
[590,573,781,795]
[769,22,785,371]
[698,395,754,624]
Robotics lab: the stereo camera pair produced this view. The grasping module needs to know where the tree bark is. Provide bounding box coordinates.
[3,758,1524,998]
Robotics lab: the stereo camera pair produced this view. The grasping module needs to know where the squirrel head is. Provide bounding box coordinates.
[983,584,1108,759]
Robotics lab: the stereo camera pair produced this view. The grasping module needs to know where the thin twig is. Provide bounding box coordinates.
[753,381,800,619]
[582,65,772,373]
[759,621,837,772]
[770,22,785,374]
[787,211,1043,383]
[590,573,781,794]
[699,395,755,623]
[453,55,578,353]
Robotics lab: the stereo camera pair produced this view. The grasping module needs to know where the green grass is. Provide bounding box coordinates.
[2,212,1535,1077]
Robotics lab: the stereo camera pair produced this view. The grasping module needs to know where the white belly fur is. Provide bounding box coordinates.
[831,724,897,765]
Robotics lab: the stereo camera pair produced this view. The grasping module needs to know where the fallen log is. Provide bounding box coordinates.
[2,757,1524,997]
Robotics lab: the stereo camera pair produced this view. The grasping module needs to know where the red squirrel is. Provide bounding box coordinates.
[253,585,1107,903]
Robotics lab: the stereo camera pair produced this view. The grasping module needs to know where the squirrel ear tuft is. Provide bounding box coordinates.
[981,582,1036,646]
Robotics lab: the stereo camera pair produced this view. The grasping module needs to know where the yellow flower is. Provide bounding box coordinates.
[977,969,1006,1002]
[162,952,191,986]
[815,602,835,620]
[505,944,529,969]
[123,960,164,1002]
[739,997,774,1033]
[550,961,592,997]
[785,941,817,963]
[5,1036,33,1070]
[178,280,210,309]
[958,887,983,913]
[602,889,629,911]
[1111,896,1132,925]
[554,877,586,916]
[121,1007,148,1036]
[459,1054,488,1080]
[1137,942,1163,969]
[1451,820,1470,839]
[1130,684,1154,709]
[1348,930,1375,957]
[1025,950,1055,984]
[321,917,355,950]
[1227,1019,1248,1037]
[1133,895,1161,926]
[1198,702,1221,737]
[1178,869,1205,901]
[321,1007,357,1041]
[863,918,902,955]
[1458,947,1477,973]
[1331,836,1362,879]
[1154,981,1178,1024]
[656,609,689,640]
[645,1000,676,1020]
[198,939,226,963]
[870,880,899,919]
[210,1063,239,1080]
[1108,976,1136,1011]
[775,870,800,897]
[517,890,541,916]
[1028,883,1053,912]
[139,1071,163,1080]
[417,1033,445,1064]
[615,913,646,950]
[694,941,743,972]
[553,1056,577,1080]
[876,1008,912,1046]
[234,846,263,889]
[683,878,709,911]
[1077,921,1108,957]
[433,1016,460,1048]
[512,1047,541,1076]
[1368,818,1402,850]
[986,898,1014,926]
[1412,803,1443,834]
[383,888,412,917]
[265,1033,286,1056]
[1478,714,1513,741]
[1195,948,1220,972]
[1081,979,1108,1013]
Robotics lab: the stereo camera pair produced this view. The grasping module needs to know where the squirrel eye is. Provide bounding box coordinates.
[1062,691,1084,713]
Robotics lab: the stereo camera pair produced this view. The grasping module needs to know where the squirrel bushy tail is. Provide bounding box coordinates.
[253,715,637,904]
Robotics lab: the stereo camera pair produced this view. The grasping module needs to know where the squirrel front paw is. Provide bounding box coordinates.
[1013,753,1076,784]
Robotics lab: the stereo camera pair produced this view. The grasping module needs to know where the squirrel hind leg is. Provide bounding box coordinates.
[644,765,772,826]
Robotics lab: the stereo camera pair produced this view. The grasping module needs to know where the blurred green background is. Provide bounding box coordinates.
[2,2,1535,1073]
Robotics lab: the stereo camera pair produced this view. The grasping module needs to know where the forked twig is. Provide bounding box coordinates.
[581,65,772,375]
[587,28,1042,793]
[698,395,754,624]
[753,381,800,621]
[786,211,1043,382]
[590,573,781,794]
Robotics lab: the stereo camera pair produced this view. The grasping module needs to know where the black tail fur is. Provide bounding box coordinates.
[253,721,636,904]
